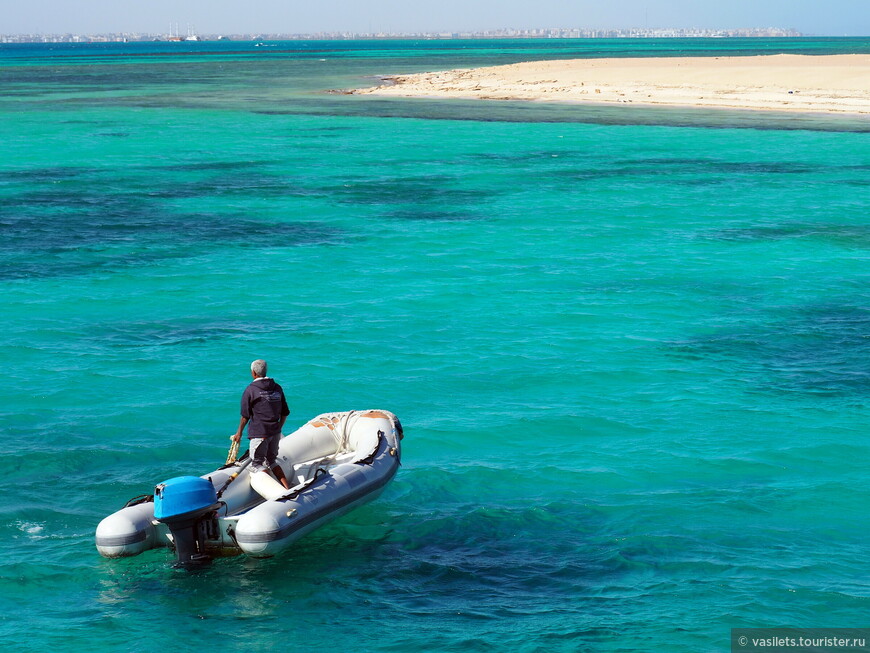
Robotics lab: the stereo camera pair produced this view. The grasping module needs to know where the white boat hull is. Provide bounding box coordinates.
[95,410,402,560]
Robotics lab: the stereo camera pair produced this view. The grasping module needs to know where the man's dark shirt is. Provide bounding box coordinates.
[241,378,290,439]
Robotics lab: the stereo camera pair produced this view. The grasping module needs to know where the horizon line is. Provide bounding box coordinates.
[2,26,826,42]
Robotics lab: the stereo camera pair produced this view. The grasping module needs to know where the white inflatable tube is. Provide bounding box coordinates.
[235,414,400,557]
[95,410,402,560]
[95,501,163,558]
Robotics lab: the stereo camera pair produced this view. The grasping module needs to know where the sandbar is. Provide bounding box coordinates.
[351,54,870,115]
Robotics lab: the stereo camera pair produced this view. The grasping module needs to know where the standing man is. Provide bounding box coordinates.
[232,359,291,490]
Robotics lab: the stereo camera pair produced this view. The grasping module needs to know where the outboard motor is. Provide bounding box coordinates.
[154,476,220,568]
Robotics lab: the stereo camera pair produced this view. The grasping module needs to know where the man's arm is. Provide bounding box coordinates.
[232,416,249,443]
[278,390,290,433]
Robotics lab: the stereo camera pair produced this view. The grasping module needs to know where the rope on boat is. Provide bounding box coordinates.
[225,437,240,465]
[218,449,249,471]
[316,410,359,453]
[314,409,402,453]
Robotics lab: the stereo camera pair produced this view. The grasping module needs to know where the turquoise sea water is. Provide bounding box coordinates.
[1,38,868,652]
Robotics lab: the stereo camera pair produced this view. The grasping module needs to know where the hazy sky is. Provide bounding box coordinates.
[5,0,869,35]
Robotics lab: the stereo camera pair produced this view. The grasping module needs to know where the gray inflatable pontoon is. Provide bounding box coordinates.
[95,410,402,565]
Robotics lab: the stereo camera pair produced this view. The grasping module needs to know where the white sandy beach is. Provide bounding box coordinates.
[353,54,870,114]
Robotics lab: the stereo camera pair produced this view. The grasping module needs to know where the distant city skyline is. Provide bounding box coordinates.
[5,0,869,37]
[0,27,806,45]
[0,28,803,43]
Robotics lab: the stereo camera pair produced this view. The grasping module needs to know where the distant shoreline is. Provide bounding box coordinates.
[0,28,808,44]
[351,54,870,115]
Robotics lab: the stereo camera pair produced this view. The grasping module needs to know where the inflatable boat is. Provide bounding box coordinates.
[95,410,402,565]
